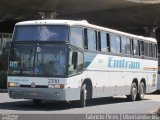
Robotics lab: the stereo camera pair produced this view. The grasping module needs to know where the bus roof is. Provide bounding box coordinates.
[16,20,157,43]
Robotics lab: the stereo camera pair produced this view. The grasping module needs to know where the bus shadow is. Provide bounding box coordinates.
[72,97,149,107]
[0,97,150,111]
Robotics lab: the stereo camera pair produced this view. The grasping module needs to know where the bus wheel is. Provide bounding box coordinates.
[80,84,87,107]
[137,82,145,101]
[33,99,42,105]
[128,82,137,101]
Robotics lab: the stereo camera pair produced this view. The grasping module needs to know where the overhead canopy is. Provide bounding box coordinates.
[0,0,160,29]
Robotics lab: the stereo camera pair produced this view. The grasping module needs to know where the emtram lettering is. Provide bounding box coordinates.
[108,57,140,69]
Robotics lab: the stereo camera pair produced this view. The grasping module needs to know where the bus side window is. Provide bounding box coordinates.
[130,39,134,55]
[156,44,158,58]
[97,31,101,51]
[140,41,144,56]
[149,43,153,57]
[110,33,121,54]
[70,27,83,49]
[100,31,108,52]
[84,28,88,49]
[152,44,155,58]
[110,33,116,53]
[144,42,149,57]
[152,44,158,58]
[121,36,131,55]
[87,28,96,51]
[107,33,110,52]
[95,31,98,51]
[116,36,121,54]
[126,38,131,55]
[133,39,139,56]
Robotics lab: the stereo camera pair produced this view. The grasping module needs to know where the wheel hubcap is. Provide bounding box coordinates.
[140,86,144,98]
[132,87,137,99]
[84,89,87,100]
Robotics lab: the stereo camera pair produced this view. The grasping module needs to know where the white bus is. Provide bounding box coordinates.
[157,54,160,90]
[7,20,158,107]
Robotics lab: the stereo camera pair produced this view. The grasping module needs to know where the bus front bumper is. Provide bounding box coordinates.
[8,87,80,101]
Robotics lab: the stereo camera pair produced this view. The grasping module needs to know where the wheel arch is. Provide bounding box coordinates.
[132,78,138,87]
[81,78,93,99]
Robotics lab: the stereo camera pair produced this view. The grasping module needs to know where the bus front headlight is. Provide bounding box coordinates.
[7,82,19,87]
[48,84,64,89]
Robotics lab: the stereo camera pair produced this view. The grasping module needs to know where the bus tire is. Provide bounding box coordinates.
[33,99,42,105]
[79,84,87,107]
[128,82,137,101]
[137,82,145,101]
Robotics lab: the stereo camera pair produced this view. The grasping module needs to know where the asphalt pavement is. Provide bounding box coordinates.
[0,92,160,120]
[0,93,160,114]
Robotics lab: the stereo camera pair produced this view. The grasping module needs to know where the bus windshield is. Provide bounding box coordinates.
[13,25,69,41]
[9,43,67,76]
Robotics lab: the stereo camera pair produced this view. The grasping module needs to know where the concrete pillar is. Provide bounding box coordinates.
[143,26,160,52]
[143,26,157,38]
[156,28,160,53]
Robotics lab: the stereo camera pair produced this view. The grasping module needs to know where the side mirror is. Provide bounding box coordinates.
[72,52,78,69]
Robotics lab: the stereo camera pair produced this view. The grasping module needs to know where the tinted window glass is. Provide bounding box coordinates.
[149,43,153,57]
[9,43,67,76]
[14,25,69,41]
[110,34,116,53]
[153,44,157,58]
[70,27,83,49]
[133,40,139,56]
[121,37,126,54]
[100,32,107,52]
[116,36,121,54]
[140,41,144,56]
[144,42,149,57]
[110,34,121,54]
[121,37,131,55]
[87,29,96,51]
[126,38,131,54]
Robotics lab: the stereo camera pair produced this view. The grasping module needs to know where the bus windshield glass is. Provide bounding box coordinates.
[9,43,67,76]
[13,25,69,41]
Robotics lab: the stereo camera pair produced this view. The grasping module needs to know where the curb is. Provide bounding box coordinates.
[0,89,7,93]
